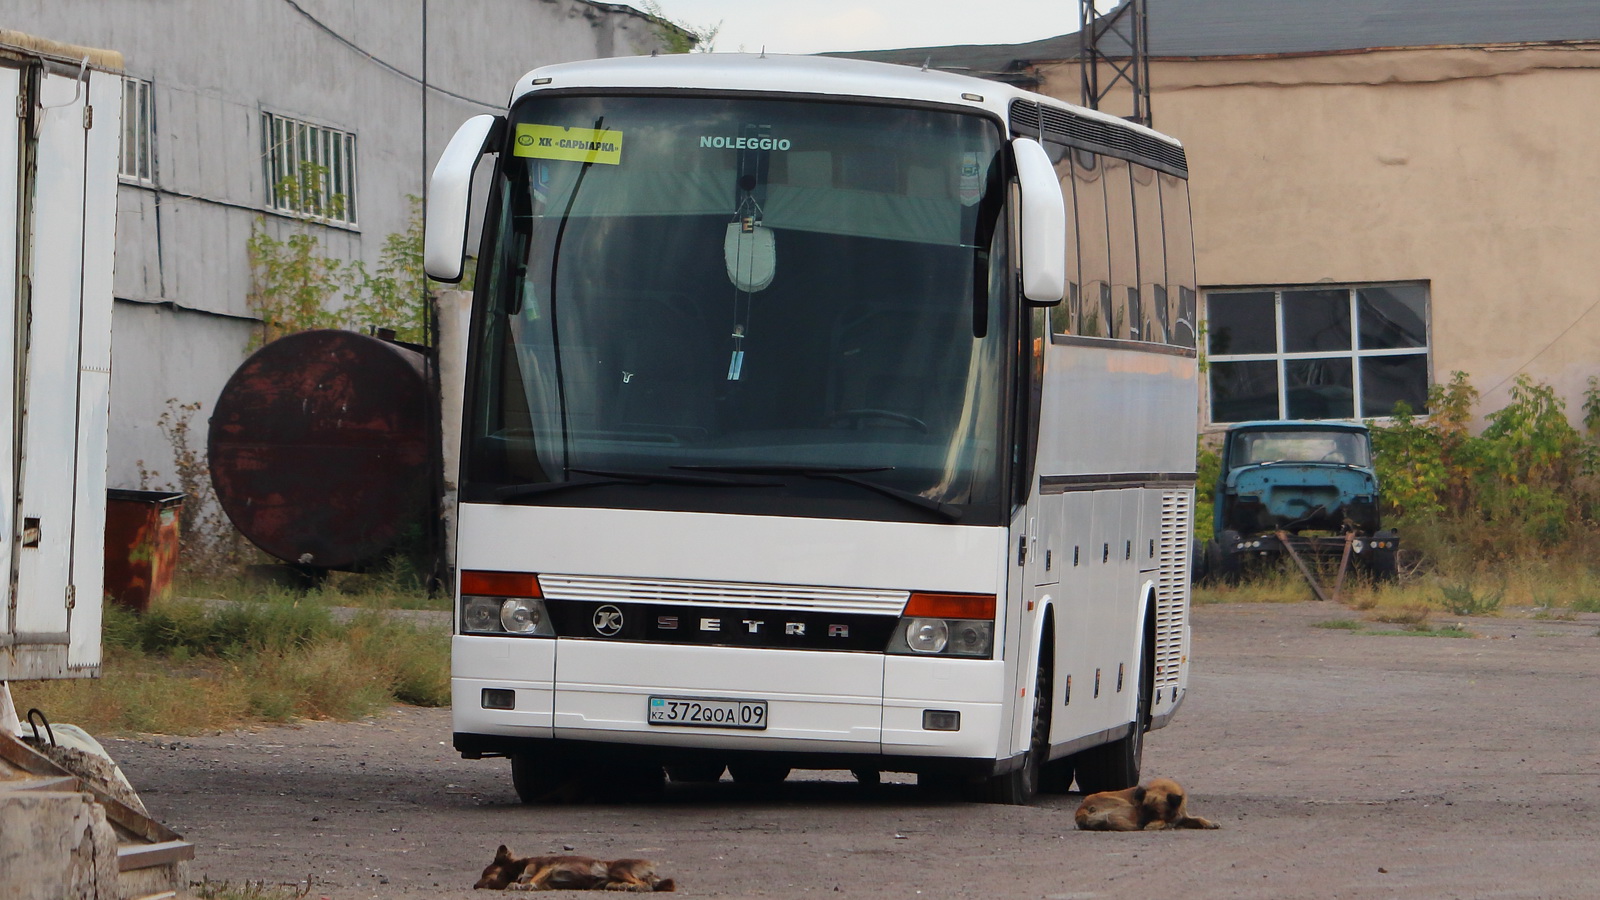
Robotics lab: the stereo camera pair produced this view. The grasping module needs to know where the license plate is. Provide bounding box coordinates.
[648,696,768,730]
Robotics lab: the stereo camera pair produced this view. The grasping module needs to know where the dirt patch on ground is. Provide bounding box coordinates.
[103,602,1600,898]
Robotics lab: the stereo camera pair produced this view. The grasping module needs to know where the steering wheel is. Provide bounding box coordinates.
[826,408,929,433]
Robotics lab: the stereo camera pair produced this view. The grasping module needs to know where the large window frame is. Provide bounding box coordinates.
[260,110,359,226]
[1205,282,1431,424]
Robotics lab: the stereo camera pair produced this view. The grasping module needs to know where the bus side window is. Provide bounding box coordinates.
[1160,171,1198,349]
[1044,139,1080,335]
[1132,164,1166,343]
[1073,149,1109,338]
[1103,156,1137,340]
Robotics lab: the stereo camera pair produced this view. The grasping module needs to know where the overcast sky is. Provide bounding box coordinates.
[647,1,1084,55]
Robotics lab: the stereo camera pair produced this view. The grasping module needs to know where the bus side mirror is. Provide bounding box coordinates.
[1012,137,1066,306]
[425,115,501,283]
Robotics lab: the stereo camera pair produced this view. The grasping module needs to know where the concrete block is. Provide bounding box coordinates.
[0,791,119,900]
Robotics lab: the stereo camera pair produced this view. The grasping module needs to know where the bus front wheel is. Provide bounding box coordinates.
[967,656,1050,805]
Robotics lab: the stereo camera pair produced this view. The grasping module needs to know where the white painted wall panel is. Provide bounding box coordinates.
[68,69,121,671]
[2,1,675,496]
[15,70,89,637]
[0,65,21,634]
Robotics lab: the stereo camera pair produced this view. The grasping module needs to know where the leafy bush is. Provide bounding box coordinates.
[1368,372,1600,567]
[1438,579,1505,617]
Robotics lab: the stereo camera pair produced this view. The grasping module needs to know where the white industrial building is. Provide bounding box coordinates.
[3,1,674,493]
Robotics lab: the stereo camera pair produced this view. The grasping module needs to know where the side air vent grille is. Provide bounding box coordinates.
[1008,99,1188,177]
[1152,489,1192,693]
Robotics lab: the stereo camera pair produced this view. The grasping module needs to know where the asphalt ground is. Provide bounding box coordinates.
[105,601,1600,899]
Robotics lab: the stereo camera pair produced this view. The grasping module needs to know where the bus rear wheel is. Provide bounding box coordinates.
[1072,636,1150,793]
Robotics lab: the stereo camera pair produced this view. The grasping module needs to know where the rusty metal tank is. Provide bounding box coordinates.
[208,329,435,572]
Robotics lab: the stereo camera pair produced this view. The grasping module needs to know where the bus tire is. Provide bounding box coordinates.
[1072,618,1152,793]
[967,655,1050,805]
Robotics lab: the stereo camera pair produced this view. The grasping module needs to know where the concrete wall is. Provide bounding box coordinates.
[1036,44,1600,419]
[4,0,671,490]
[0,791,119,900]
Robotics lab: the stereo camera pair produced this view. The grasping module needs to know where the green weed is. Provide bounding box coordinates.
[1312,619,1364,631]
[13,594,447,735]
[1368,623,1474,638]
[1438,579,1505,617]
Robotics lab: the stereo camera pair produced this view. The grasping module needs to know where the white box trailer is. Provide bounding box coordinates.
[0,31,120,684]
[0,33,193,900]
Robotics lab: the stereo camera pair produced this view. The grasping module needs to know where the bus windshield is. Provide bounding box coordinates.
[463,94,1010,525]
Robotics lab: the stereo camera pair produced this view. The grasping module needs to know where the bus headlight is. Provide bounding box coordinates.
[905,618,949,653]
[887,618,993,658]
[462,596,501,632]
[500,598,545,634]
[461,596,554,637]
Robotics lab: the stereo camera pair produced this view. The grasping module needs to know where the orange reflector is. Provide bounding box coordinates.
[902,592,996,619]
[460,570,542,598]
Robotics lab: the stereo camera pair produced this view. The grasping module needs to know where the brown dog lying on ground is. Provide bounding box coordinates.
[1074,777,1220,831]
[475,845,676,891]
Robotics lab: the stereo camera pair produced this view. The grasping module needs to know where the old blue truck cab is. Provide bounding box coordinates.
[1207,421,1398,579]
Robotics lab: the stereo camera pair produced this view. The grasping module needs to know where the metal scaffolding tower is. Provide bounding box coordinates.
[1079,0,1151,127]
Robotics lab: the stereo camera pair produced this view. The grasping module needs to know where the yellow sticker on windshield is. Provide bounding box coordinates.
[513,124,623,165]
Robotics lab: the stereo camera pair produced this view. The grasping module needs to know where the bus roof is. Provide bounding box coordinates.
[509,52,1182,150]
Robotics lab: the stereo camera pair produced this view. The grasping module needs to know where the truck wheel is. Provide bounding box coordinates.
[1208,535,1242,584]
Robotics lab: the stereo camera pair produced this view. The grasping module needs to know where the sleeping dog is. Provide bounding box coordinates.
[1074,777,1220,831]
[475,845,676,892]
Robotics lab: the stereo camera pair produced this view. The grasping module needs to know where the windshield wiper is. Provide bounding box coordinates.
[569,467,779,487]
[494,467,779,503]
[674,464,962,523]
[672,464,893,475]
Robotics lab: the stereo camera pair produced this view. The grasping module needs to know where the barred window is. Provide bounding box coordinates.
[260,111,358,225]
[120,77,153,184]
[1206,283,1430,423]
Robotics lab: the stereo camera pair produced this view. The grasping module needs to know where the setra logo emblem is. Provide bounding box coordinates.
[592,605,624,636]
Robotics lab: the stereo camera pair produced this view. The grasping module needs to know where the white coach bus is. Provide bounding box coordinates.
[425,53,1198,805]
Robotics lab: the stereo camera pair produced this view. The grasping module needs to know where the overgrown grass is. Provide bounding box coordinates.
[177,554,448,611]
[1312,618,1364,631]
[1367,623,1474,638]
[11,595,448,735]
[1198,372,1600,619]
[1311,617,1474,638]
